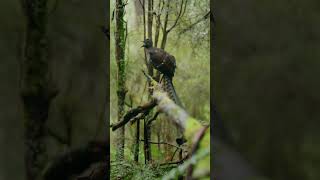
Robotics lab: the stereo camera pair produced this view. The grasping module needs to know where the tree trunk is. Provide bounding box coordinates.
[154,16,161,48]
[144,119,151,163]
[154,0,162,48]
[160,0,170,50]
[134,120,140,162]
[147,0,153,40]
[115,0,127,162]
[146,0,154,76]
[160,31,168,49]
[20,0,57,179]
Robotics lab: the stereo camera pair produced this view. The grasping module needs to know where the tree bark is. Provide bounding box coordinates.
[115,0,127,162]
[154,0,163,48]
[20,0,58,179]
[147,0,153,40]
[143,118,151,163]
[134,120,140,162]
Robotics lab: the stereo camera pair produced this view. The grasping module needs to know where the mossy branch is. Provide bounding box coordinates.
[110,100,156,131]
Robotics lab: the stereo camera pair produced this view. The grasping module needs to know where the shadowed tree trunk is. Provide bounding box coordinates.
[115,0,127,163]
[147,0,153,40]
[20,0,58,179]
[134,119,140,162]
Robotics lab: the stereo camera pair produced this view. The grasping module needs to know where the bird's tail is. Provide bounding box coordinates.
[162,75,185,144]
[162,75,183,108]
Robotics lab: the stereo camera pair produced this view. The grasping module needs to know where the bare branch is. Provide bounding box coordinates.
[163,0,169,31]
[186,125,209,178]
[147,111,160,124]
[160,157,188,166]
[110,100,156,131]
[167,0,188,33]
[139,139,182,149]
[130,112,146,125]
[179,11,210,35]
[138,0,145,10]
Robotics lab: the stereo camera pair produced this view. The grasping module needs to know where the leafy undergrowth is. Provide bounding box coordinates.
[110,160,173,180]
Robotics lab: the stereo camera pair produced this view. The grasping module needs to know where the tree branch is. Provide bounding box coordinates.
[167,0,187,33]
[179,11,210,34]
[147,111,160,124]
[139,139,182,149]
[110,100,156,131]
[186,125,209,178]
[160,156,188,166]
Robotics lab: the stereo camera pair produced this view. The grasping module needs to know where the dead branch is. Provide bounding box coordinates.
[130,112,147,125]
[179,11,210,34]
[186,125,209,179]
[170,147,180,161]
[160,156,188,166]
[147,111,160,124]
[167,0,188,33]
[139,139,182,149]
[110,100,156,131]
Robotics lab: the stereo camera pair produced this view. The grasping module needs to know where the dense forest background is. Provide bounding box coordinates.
[109,0,210,179]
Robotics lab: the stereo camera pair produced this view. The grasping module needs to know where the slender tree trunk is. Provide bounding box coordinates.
[147,0,153,40]
[134,120,140,162]
[154,0,162,48]
[20,0,57,179]
[146,0,154,76]
[143,119,151,163]
[160,32,168,49]
[154,16,161,48]
[115,0,127,162]
[160,0,170,49]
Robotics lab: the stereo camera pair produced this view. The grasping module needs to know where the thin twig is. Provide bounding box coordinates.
[139,139,182,149]
[179,11,210,34]
[160,156,187,166]
[170,147,179,161]
[167,0,187,33]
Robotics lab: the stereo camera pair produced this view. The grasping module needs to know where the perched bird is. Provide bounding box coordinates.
[142,39,182,107]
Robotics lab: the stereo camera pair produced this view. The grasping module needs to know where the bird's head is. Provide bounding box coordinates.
[141,38,153,48]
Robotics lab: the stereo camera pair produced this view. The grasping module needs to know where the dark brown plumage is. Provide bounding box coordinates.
[142,39,183,107]
[142,39,176,79]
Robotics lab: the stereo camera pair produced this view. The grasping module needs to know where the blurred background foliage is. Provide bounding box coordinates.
[214,0,320,179]
[0,0,106,179]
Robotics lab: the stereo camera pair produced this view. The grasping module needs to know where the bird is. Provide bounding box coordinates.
[142,38,183,107]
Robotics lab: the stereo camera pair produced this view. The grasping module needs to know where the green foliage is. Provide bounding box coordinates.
[110,0,210,178]
[110,159,169,180]
[162,147,210,180]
